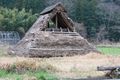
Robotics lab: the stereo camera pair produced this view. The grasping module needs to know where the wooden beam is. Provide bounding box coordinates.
[56,14,58,28]
[60,12,74,32]
[97,66,120,71]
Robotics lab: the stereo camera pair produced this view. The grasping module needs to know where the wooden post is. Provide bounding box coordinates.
[97,66,120,71]
[74,27,76,32]
[60,27,62,32]
[52,28,54,32]
[1,32,3,41]
[56,15,58,29]
[68,28,70,33]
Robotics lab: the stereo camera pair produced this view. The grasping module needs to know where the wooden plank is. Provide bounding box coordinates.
[97,66,120,71]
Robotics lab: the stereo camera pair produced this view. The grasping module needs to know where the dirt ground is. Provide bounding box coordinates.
[0,52,120,78]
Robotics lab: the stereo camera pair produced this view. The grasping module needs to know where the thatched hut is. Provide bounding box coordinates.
[9,2,97,57]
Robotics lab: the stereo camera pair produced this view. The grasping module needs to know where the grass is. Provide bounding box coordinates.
[0,69,22,80]
[0,69,8,77]
[0,60,58,80]
[34,71,58,80]
[0,69,58,80]
[0,44,120,79]
[97,46,120,56]
[0,45,9,56]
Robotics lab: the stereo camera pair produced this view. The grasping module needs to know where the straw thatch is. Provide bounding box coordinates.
[9,2,98,57]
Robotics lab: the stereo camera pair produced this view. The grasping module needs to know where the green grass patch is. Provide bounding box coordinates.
[0,69,8,77]
[0,69,23,80]
[34,71,58,80]
[97,46,120,56]
[0,69,58,80]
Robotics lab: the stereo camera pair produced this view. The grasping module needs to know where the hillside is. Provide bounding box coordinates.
[0,0,120,41]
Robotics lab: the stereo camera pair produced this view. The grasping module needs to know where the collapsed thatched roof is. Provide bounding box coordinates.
[8,2,98,57]
[39,2,74,32]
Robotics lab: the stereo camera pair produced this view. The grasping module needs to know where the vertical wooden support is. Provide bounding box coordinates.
[74,27,76,32]
[5,32,7,43]
[52,28,54,32]
[68,28,70,33]
[56,15,58,29]
[60,27,62,32]
[1,32,3,41]
[45,28,46,32]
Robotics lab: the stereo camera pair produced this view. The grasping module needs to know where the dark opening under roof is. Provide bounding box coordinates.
[51,12,73,31]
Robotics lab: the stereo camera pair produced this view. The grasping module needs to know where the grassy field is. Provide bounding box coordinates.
[0,46,59,80]
[0,45,120,79]
[0,69,58,80]
[97,46,120,56]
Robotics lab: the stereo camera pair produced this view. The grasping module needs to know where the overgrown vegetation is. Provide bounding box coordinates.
[73,0,99,39]
[0,45,120,79]
[0,0,120,41]
[0,7,38,37]
[0,59,58,80]
[0,0,45,13]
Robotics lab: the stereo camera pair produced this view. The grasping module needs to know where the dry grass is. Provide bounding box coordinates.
[0,44,10,56]
[0,52,120,78]
[0,45,120,78]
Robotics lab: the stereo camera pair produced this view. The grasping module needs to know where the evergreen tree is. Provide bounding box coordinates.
[0,7,38,37]
[73,0,100,39]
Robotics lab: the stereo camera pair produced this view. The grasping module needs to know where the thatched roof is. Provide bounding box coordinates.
[36,2,74,32]
[40,2,66,15]
[8,2,98,57]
